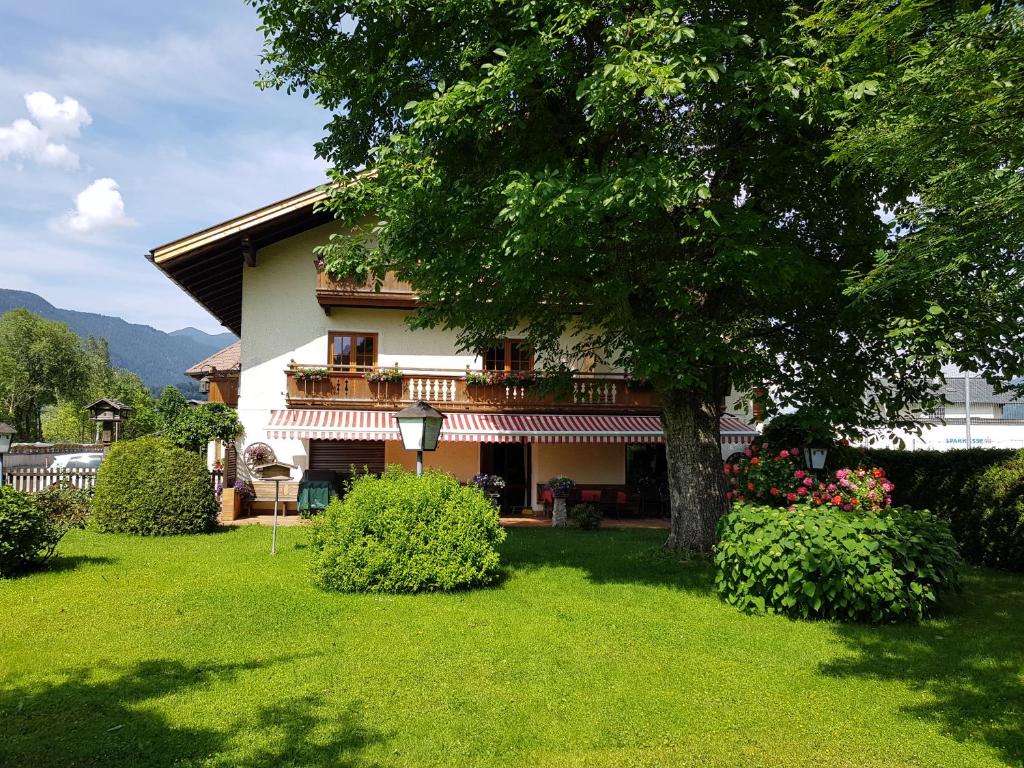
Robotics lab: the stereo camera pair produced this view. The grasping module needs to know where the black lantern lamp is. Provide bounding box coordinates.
[393,400,446,476]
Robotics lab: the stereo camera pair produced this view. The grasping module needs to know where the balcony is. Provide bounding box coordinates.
[285,364,660,413]
[315,270,419,310]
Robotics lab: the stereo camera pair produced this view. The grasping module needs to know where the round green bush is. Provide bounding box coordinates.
[715,504,961,623]
[570,502,603,530]
[91,437,217,535]
[310,467,507,593]
[0,486,61,577]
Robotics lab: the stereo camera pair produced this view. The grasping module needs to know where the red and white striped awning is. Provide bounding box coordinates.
[268,410,757,446]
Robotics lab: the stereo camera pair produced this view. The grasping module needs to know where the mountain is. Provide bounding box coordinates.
[0,289,237,395]
[168,326,236,349]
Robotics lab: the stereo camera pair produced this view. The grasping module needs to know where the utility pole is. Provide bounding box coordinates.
[964,373,972,447]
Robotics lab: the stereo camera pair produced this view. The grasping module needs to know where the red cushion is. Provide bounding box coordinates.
[542,489,554,504]
[616,491,627,505]
[581,490,601,503]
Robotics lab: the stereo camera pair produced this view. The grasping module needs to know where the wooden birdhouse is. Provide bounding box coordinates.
[87,398,132,447]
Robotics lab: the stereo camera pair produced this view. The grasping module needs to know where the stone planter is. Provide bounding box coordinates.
[551,495,570,527]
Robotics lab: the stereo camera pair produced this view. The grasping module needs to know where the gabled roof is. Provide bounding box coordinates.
[87,398,131,412]
[147,187,333,334]
[185,341,241,379]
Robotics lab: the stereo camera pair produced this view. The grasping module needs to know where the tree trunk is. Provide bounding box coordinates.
[661,388,729,553]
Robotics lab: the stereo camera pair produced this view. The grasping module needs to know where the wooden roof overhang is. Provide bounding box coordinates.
[147,188,333,335]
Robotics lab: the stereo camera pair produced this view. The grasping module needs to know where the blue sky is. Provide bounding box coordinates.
[0,1,331,333]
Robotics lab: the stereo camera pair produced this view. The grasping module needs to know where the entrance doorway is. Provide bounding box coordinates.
[479,442,531,515]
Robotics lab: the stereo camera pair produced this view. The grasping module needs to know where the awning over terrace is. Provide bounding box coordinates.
[267,410,758,447]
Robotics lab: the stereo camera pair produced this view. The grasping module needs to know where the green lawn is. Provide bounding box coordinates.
[1,526,1021,768]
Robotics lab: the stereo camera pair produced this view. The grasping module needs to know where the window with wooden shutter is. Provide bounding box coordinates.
[309,440,386,475]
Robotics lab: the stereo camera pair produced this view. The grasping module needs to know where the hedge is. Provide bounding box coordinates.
[91,437,218,535]
[832,447,1023,571]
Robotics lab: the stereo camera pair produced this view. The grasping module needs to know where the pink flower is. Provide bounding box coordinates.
[794,470,806,480]
[744,448,753,457]
[791,448,800,456]
[828,484,837,492]
[803,477,814,487]
[797,486,808,496]
[842,503,854,511]
[779,449,790,458]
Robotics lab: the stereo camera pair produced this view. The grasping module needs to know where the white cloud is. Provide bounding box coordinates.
[0,90,89,169]
[0,116,78,168]
[57,177,132,233]
[24,90,91,137]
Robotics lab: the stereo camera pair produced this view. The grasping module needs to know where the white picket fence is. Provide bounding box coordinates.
[3,467,98,492]
[2,467,224,494]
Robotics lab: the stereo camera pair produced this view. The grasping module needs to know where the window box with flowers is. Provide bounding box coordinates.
[365,366,404,400]
[294,367,331,397]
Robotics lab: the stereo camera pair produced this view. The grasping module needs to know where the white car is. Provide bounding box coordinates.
[51,453,104,470]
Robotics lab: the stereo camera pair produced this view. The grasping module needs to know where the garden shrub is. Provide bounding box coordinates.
[0,486,62,577]
[91,437,218,535]
[715,503,961,623]
[310,466,506,593]
[35,483,91,537]
[833,447,1024,570]
[570,502,602,530]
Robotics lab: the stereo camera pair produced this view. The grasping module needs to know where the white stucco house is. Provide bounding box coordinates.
[150,188,757,516]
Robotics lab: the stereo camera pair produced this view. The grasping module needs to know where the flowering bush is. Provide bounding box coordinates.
[365,367,403,383]
[295,368,329,383]
[465,370,499,386]
[807,467,894,514]
[546,476,576,496]
[724,443,804,505]
[725,442,894,514]
[471,474,506,494]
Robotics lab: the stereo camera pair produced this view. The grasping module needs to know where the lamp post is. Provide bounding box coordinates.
[0,423,15,488]
[802,444,829,477]
[393,401,446,476]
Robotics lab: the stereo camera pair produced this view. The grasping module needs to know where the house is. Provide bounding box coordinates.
[869,376,1024,451]
[151,188,757,515]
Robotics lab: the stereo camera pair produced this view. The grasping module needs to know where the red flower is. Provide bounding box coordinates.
[750,457,760,466]
[786,492,798,502]
[872,468,884,478]
[770,487,780,496]
[747,482,755,491]
[831,495,843,506]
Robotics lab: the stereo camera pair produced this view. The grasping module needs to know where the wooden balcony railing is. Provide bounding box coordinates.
[315,270,419,310]
[285,365,661,413]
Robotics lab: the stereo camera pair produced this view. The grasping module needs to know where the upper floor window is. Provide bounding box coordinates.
[483,340,533,372]
[329,332,377,371]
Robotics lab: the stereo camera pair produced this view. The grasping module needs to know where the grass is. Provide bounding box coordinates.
[0,525,1022,768]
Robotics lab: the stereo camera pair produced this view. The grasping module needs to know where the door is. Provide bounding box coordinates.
[479,442,531,515]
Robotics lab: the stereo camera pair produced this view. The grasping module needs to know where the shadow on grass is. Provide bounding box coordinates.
[0,656,385,768]
[821,569,1024,765]
[500,526,715,592]
[47,554,115,573]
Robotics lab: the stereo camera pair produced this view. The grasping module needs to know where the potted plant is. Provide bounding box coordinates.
[471,473,506,507]
[546,476,576,527]
[221,479,254,522]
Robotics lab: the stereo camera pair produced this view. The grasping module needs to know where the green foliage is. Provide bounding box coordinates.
[800,2,1024,383]
[162,403,242,453]
[833,447,1024,571]
[42,337,159,443]
[0,486,62,577]
[0,308,87,440]
[310,467,506,593]
[715,504,961,622]
[34,484,91,538]
[761,414,836,452]
[91,437,217,535]
[155,386,189,428]
[570,502,603,531]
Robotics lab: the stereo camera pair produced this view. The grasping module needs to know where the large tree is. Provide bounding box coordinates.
[251,0,964,550]
[0,309,87,440]
[801,0,1024,379]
